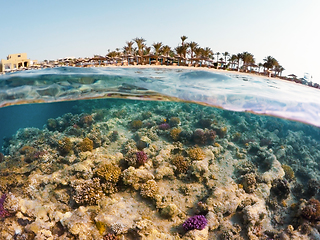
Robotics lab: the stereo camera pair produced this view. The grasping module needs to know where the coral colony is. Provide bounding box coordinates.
[182,215,208,231]
[0,194,9,218]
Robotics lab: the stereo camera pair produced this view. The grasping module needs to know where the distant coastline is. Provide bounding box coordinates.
[1,36,318,89]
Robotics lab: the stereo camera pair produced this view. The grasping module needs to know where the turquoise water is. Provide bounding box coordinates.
[1,67,320,239]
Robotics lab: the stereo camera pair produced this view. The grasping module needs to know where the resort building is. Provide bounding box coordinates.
[0,53,37,72]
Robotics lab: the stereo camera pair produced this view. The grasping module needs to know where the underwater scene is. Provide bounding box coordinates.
[1,67,320,240]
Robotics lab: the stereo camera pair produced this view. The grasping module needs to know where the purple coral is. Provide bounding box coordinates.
[136,151,148,166]
[183,215,207,231]
[159,123,170,130]
[0,194,10,218]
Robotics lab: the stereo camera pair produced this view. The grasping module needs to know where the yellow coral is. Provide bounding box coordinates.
[79,137,93,152]
[282,164,295,181]
[140,180,159,198]
[58,137,73,155]
[170,128,181,141]
[95,163,121,183]
[130,120,143,129]
[188,147,205,160]
[171,155,189,173]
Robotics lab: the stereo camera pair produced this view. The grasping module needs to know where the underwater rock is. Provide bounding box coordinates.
[206,211,219,231]
[242,173,257,193]
[122,166,154,190]
[182,226,209,240]
[0,152,4,162]
[155,163,175,180]
[160,203,179,219]
[270,179,290,200]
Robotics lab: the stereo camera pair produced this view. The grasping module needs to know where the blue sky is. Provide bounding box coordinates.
[1,0,319,81]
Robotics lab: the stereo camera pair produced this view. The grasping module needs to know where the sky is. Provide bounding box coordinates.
[1,0,319,81]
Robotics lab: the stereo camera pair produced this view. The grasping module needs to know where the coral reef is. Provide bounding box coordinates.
[2,99,320,238]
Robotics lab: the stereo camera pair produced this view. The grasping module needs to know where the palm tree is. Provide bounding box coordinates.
[236,53,243,71]
[222,52,229,65]
[181,35,188,46]
[263,56,279,76]
[161,45,171,65]
[161,45,171,57]
[258,63,263,74]
[189,41,198,65]
[202,47,213,66]
[133,37,146,64]
[229,54,237,70]
[152,42,163,63]
[215,52,220,68]
[241,52,255,72]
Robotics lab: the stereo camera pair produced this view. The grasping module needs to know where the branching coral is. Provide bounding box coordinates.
[130,120,143,130]
[301,198,320,221]
[72,178,103,205]
[95,163,122,195]
[78,137,94,152]
[188,147,205,160]
[95,164,121,183]
[140,180,159,198]
[58,137,73,155]
[170,128,182,141]
[125,150,148,167]
[171,155,189,174]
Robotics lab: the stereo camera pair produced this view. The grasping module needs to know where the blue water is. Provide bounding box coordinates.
[1,67,320,127]
[2,67,320,238]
